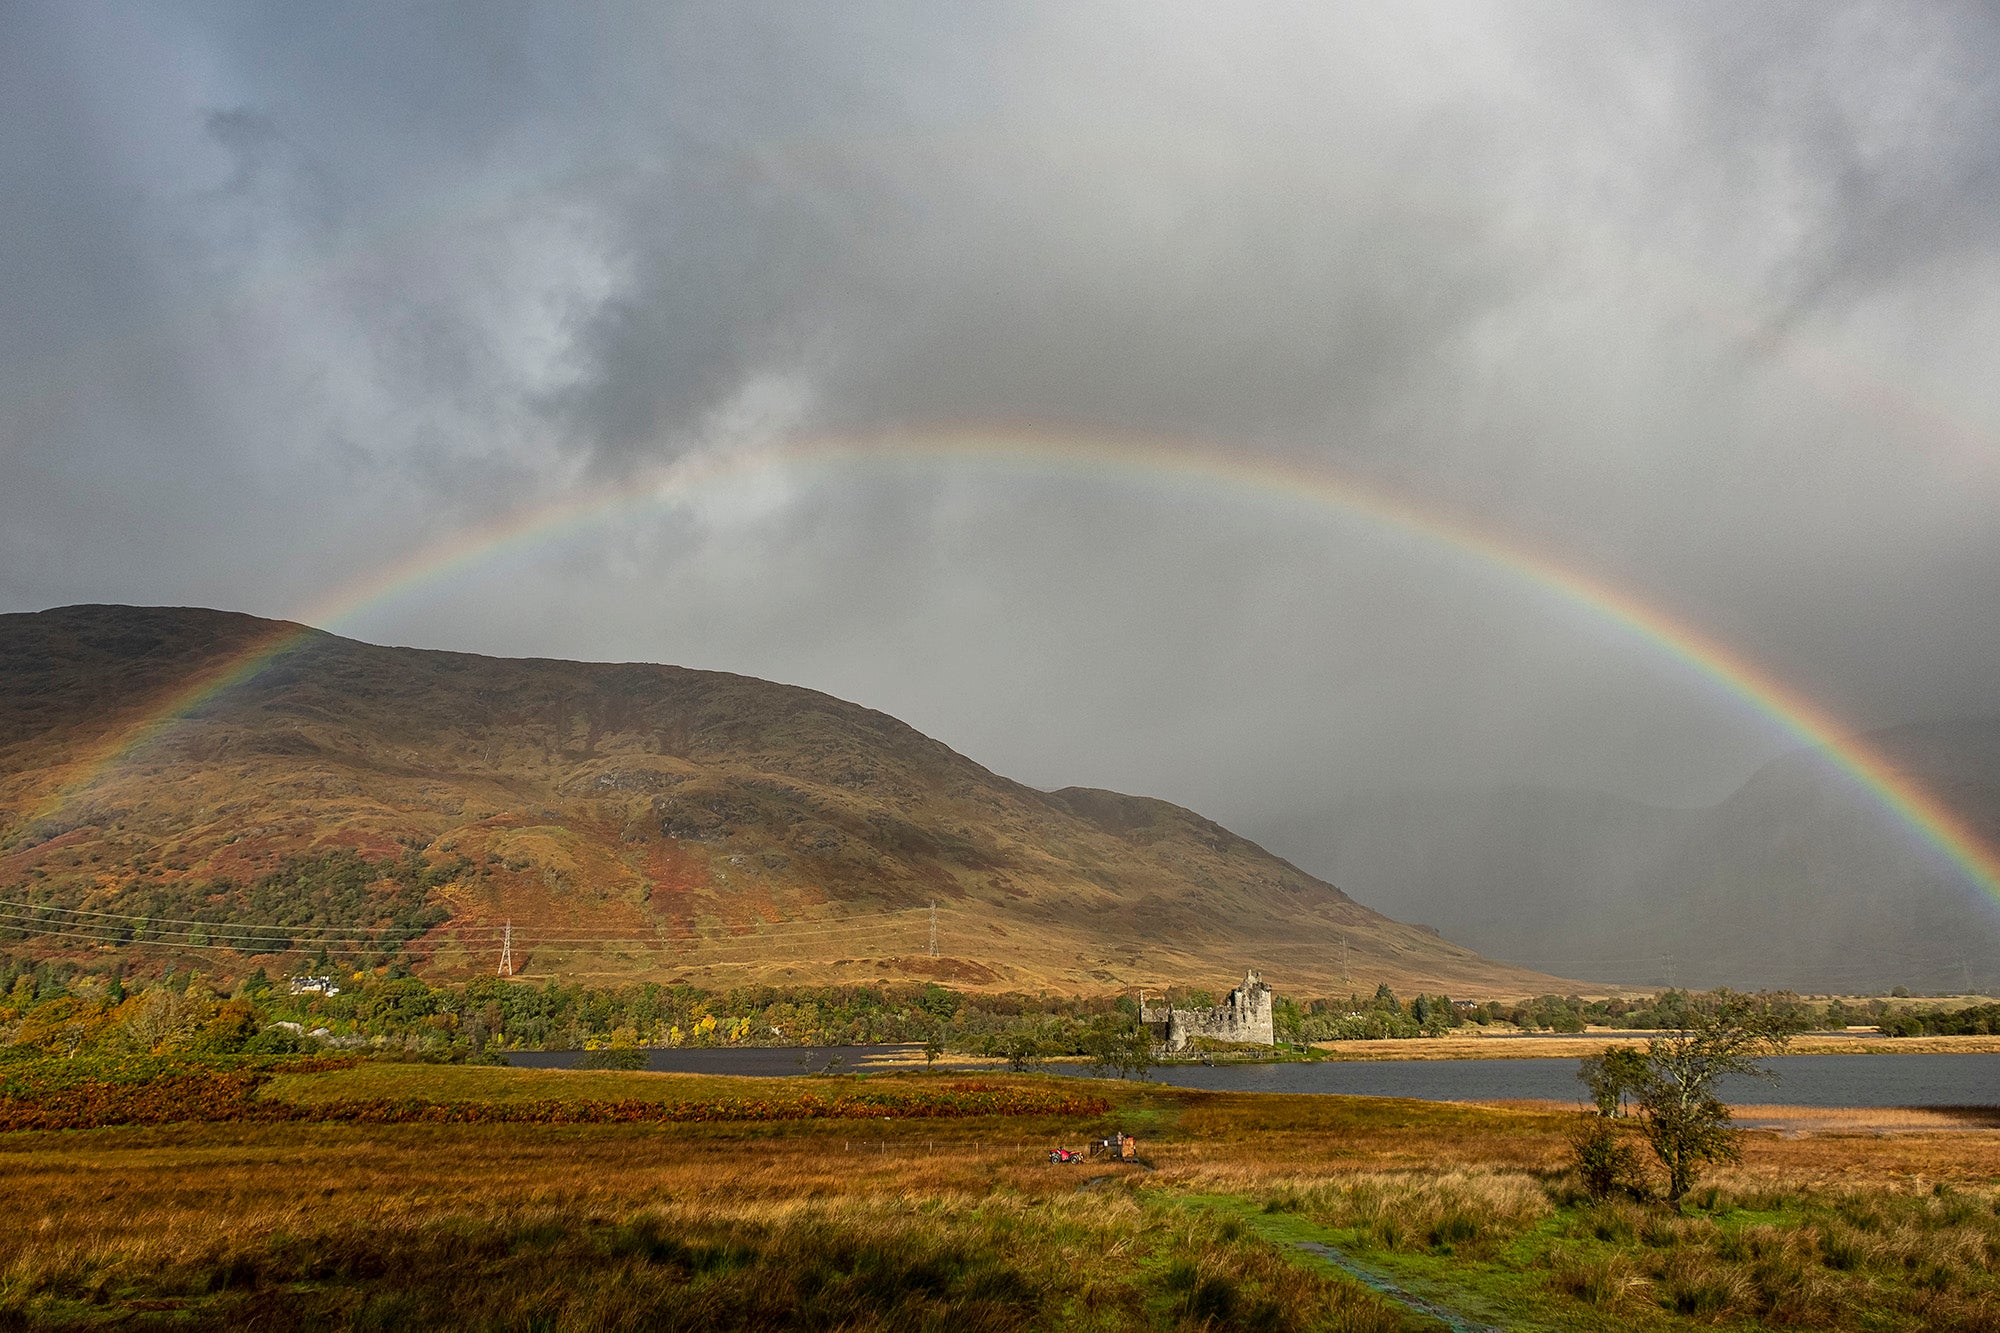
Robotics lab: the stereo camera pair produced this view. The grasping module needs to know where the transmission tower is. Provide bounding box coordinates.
[498,920,513,978]
[929,902,938,958]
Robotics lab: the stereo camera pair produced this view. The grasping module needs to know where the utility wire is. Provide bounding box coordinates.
[0,898,932,941]
[0,919,927,958]
[0,904,935,952]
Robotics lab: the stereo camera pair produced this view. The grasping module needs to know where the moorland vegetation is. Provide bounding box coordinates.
[0,1049,1994,1330]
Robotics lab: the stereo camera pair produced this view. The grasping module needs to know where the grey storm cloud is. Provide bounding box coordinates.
[3,0,1999,850]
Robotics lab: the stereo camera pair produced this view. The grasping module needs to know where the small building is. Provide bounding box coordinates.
[1139,969,1274,1051]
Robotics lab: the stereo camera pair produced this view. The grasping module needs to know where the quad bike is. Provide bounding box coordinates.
[1048,1147,1082,1164]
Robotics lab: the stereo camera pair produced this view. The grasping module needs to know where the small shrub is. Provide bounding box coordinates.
[577,1047,649,1071]
[1569,1116,1644,1202]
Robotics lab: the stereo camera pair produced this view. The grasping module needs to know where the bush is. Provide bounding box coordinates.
[577,1047,650,1071]
[1569,1117,1645,1201]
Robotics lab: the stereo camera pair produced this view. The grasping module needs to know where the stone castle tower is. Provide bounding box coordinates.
[1139,969,1274,1051]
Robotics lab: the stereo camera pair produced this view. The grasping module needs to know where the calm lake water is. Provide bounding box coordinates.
[507,1047,1998,1107]
[1097,1054,2000,1107]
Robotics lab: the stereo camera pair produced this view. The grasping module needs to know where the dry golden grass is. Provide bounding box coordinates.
[3,1063,1998,1329]
[1795,1033,2000,1055]
[0,1115,1421,1331]
[1730,1103,2000,1135]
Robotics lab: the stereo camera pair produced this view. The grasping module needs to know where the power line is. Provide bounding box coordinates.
[0,897,465,938]
[0,913,439,942]
[0,903,936,954]
[0,898,932,943]
[0,918,923,959]
[0,920,327,953]
[0,918,929,961]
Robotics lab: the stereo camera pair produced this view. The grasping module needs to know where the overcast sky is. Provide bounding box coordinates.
[5,2,1998,847]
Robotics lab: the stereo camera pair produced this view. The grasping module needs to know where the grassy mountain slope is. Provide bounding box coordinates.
[0,605,1564,997]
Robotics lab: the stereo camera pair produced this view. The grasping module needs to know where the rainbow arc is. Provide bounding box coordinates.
[13,426,1999,918]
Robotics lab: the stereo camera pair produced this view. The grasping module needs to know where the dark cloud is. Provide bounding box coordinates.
[3,1,1998,851]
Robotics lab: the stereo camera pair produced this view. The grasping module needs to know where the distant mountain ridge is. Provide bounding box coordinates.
[0,604,1568,997]
[1253,720,2000,994]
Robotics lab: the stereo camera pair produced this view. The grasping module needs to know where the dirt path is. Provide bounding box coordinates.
[1288,1240,1503,1333]
[1177,1194,1504,1333]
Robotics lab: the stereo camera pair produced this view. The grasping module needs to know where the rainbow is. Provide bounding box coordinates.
[15,425,2000,915]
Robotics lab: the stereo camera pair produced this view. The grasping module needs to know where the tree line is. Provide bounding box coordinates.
[2,952,1988,1066]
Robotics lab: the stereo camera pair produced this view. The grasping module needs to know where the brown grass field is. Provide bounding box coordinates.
[1,1065,1997,1330]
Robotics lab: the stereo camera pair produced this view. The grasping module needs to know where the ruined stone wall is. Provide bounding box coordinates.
[1139,970,1273,1051]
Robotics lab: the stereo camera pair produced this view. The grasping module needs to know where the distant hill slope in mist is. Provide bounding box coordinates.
[0,604,1567,997]
[1253,720,2000,994]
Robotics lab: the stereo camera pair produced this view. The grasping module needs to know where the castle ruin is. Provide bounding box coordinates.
[1139,969,1274,1051]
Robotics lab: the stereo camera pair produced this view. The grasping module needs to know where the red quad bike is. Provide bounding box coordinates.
[1048,1148,1082,1164]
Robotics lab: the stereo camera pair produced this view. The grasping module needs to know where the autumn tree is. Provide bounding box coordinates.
[1631,991,1806,1202]
[1578,1045,1648,1117]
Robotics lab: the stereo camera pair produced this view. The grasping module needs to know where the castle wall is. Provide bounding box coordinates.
[1139,970,1273,1051]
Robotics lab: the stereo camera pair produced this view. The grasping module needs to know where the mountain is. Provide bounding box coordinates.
[1252,722,2000,994]
[0,605,1566,997]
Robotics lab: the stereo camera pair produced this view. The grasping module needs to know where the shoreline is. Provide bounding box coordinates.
[496,1031,2000,1072]
[859,1032,2000,1068]
[1296,1031,2000,1061]
[1486,1099,2000,1137]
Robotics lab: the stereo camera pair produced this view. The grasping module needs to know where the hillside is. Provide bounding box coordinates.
[1252,722,2000,994]
[0,605,1566,997]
